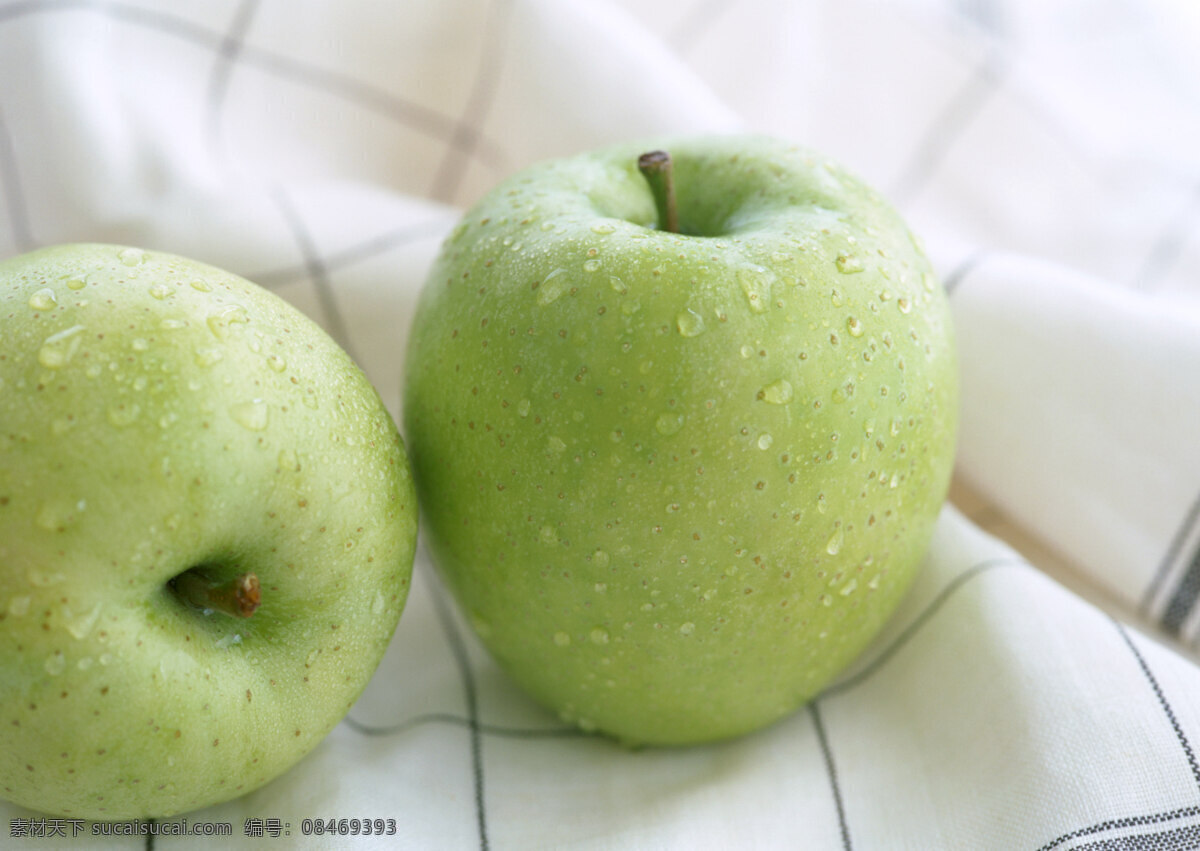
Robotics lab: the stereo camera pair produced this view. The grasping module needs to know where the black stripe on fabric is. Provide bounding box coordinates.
[1114,620,1200,790]
[890,50,1007,204]
[344,711,583,741]
[1036,806,1200,851]
[822,557,1028,699]
[205,0,260,156]
[427,0,515,204]
[1072,821,1200,851]
[809,703,852,851]
[1140,488,1200,622]
[0,0,507,170]
[1160,546,1200,637]
[429,584,490,851]
[249,216,454,288]
[0,107,34,251]
[269,186,359,366]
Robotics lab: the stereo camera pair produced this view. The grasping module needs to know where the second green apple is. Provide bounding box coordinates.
[404,135,958,745]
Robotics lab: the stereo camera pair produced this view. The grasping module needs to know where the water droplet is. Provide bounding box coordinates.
[675,309,705,337]
[890,417,902,436]
[215,632,243,649]
[655,412,684,435]
[28,288,57,310]
[118,247,145,266]
[758,379,793,405]
[757,433,774,450]
[863,419,876,437]
[592,549,610,567]
[38,325,86,369]
[740,345,754,359]
[65,277,87,291]
[847,316,864,337]
[922,271,936,292]
[45,652,66,676]
[897,297,911,314]
[535,268,567,306]
[816,493,828,514]
[836,254,864,274]
[190,279,212,292]
[840,578,859,596]
[553,631,571,647]
[266,354,287,372]
[679,622,695,636]
[583,258,602,273]
[7,596,31,616]
[149,283,172,300]
[609,276,628,295]
[738,267,773,313]
[195,346,224,368]
[539,525,557,544]
[591,222,616,234]
[206,304,249,339]
[131,337,149,352]
[590,627,610,645]
[517,399,531,418]
[547,436,566,453]
[67,604,101,639]
[278,448,300,472]
[830,288,844,308]
[107,402,141,427]
[230,400,269,431]
[826,526,844,555]
[820,594,834,607]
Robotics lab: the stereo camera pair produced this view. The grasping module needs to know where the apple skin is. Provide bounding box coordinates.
[403,136,957,745]
[0,244,417,819]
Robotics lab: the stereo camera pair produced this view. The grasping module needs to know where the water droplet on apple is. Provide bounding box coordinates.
[591,222,616,235]
[118,247,145,266]
[44,651,66,676]
[553,631,571,647]
[216,632,243,649]
[675,309,705,337]
[847,316,864,337]
[836,254,864,274]
[535,268,567,306]
[826,526,844,555]
[590,627,610,645]
[206,304,249,339]
[266,354,287,373]
[583,258,602,273]
[107,402,141,427]
[230,399,269,431]
[547,435,567,453]
[131,337,149,352]
[65,277,87,290]
[36,499,85,532]
[194,346,224,368]
[98,653,112,666]
[539,525,556,544]
[149,283,172,300]
[655,412,684,435]
[757,379,793,405]
[7,595,31,616]
[28,288,57,310]
[679,622,695,636]
[592,549,610,567]
[66,603,102,639]
[840,578,859,596]
[38,324,86,369]
[897,297,911,314]
[863,419,876,437]
[740,345,753,359]
[609,276,627,295]
[517,399,531,417]
[738,267,773,313]
[278,448,300,472]
[190,279,212,292]
[757,433,773,450]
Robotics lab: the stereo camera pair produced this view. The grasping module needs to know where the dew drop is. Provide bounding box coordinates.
[820,594,834,607]
[738,266,773,313]
[131,338,149,352]
[757,433,774,450]
[592,549,610,567]
[757,379,793,405]
[190,279,212,292]
[66,604,102,639]
[675,309,705,338]
[38,325,86,369]
[591,222,616,235]
[7,596,31,616]
[547,436,567,453]
[28,288,57,310]
[679,622,696,636]
[517,399,531,418]
[655,412,684,436]
[535,268,567,306]
[847,316,864,337]
[149,283,172,300]
[194,346,224,368]
[897,297,911,314]
[826,526,844,555]
[266,354,287,373]
[230,399,269,431]
[583,258,602,273]
[840,578,859,596]
[106,402,141,427]
[207,304,249,339]
[65,277,87,291]
[44,652,66,676]
[554,631,571,647]
[118,247,145,266]
[590,627,610,645]
[609,276,628,295]
[836,254,864,274]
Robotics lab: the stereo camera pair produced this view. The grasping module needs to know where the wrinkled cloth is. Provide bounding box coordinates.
[3,1,1200,848]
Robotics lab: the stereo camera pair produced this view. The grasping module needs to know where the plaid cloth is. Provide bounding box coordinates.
[3,0,1200,848]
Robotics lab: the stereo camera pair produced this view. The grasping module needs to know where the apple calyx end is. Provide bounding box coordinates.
[637,150,679,234]
[171,570,261,619]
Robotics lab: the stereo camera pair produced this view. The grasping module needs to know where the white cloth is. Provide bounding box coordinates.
[3,0,1200,848]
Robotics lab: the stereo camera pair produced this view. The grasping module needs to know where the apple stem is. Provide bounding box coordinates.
[638,150,679,234]
[172,571,261,618]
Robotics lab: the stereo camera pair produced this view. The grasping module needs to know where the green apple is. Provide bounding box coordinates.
[0,244,417,819]
[403,136,957,745]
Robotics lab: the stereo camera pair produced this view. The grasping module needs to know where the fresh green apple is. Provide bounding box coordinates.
[0,244,417,819]
[403,135,957,745]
